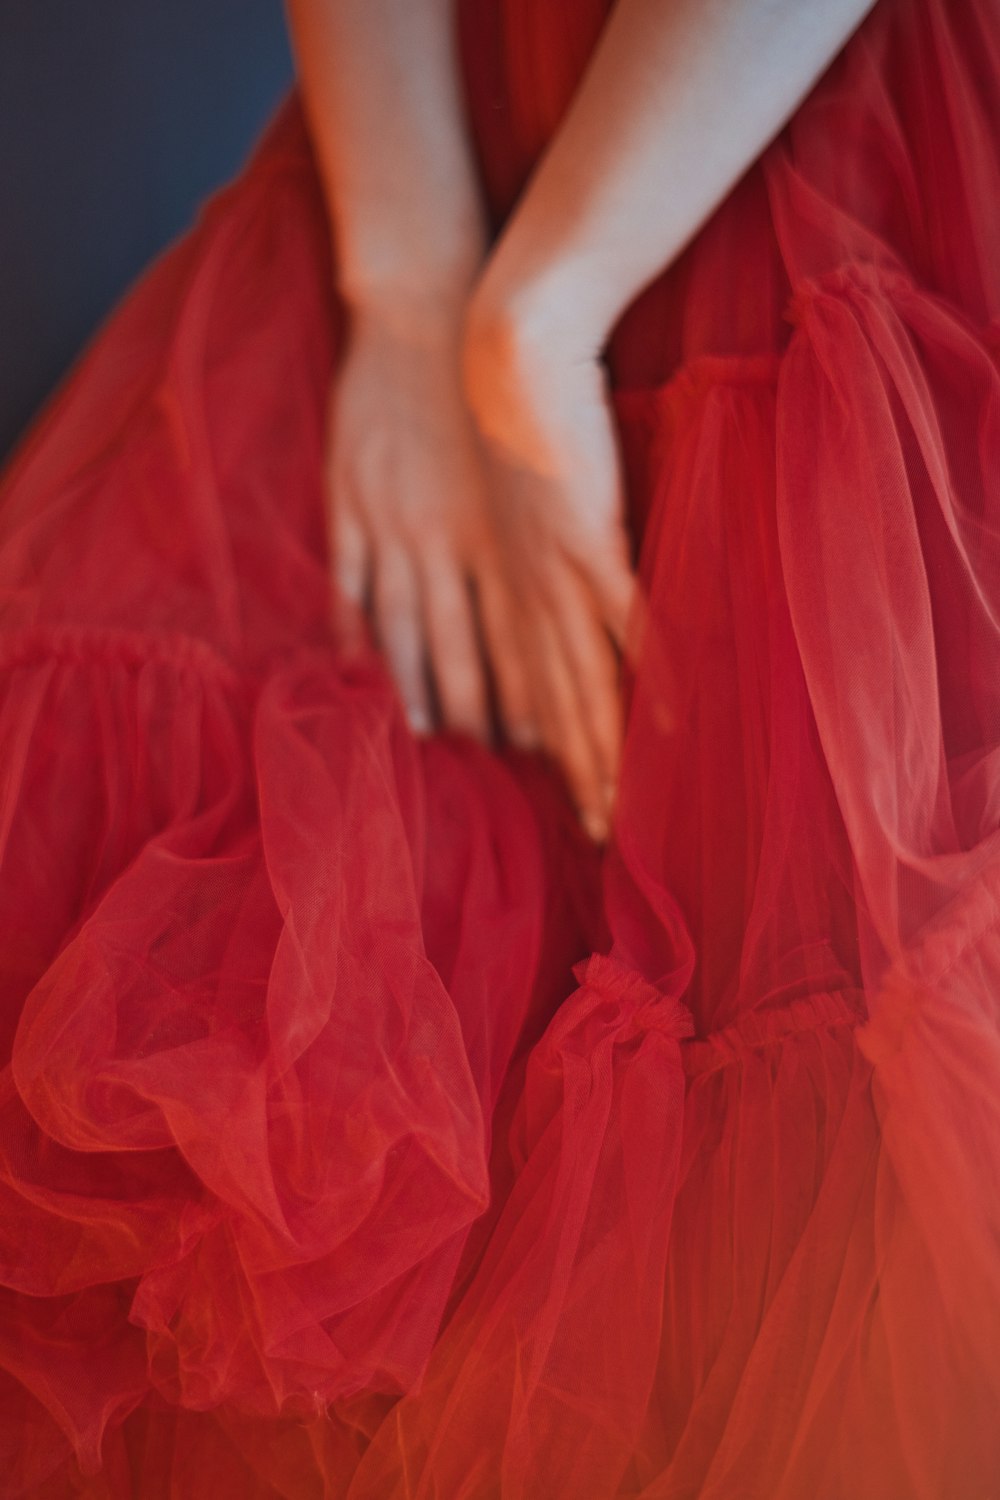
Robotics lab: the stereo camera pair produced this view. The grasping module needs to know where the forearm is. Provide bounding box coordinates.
[470,0,878,351]
[285,0,487,319]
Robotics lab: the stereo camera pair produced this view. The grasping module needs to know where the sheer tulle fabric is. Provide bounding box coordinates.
[2,0,999,1494]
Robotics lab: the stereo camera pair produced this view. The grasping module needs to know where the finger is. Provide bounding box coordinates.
[330,497,372,655]
[597,549,642,657]
[616,569,652,671]
[419,547,491,743]
[563,521,641,656]
[547,559,624,811]
[372,545,433,735]
[472,563,539,750]
[526,590,609,842]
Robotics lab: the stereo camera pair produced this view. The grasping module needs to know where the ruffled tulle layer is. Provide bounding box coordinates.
[2,0,1000,1493]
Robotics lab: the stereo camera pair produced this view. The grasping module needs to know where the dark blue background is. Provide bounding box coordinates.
[0,1,294,458]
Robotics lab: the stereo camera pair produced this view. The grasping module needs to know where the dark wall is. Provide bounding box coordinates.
[0,1,294,459]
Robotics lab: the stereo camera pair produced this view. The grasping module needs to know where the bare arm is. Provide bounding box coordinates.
[467,0,879,352]
[456,0,880,835]
[282,0,545,765]
[284,0,487,321]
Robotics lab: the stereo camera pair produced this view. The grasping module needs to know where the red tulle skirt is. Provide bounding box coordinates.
[3,0,1000,1494]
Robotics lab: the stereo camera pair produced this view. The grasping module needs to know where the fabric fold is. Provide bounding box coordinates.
[346,953,694,1500]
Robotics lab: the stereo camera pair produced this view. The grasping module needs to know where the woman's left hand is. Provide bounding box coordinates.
[461,279,644,842]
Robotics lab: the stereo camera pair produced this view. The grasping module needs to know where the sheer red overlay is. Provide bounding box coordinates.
[1,0,999,1494]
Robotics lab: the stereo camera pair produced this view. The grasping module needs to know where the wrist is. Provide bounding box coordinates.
[464,236,621,378]
[462,258,608,403]
[460,264,614,462]
[335,212,490,340]
[340,257,485,353]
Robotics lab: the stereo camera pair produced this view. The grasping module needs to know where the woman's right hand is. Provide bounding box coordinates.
[325,296,537,749]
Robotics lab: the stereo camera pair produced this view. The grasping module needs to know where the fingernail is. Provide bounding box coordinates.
[510,721,541,751]
[459,718,491,746]
[407,706,431,736]
[581,807,608,844]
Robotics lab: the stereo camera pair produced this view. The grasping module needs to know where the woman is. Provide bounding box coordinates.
[1,0,998,1494]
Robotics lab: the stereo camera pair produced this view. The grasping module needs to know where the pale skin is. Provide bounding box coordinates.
[285,0,878,841]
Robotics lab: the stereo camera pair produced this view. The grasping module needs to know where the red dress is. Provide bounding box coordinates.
[2,0,1000,1494]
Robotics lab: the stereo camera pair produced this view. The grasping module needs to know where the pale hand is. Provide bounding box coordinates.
[461,289,643,840]
[324,300,535,747]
